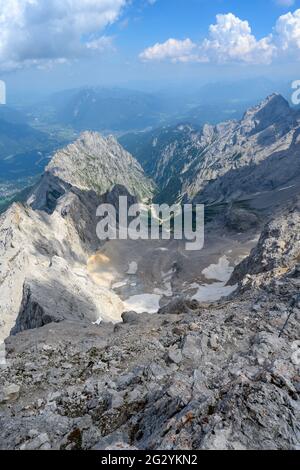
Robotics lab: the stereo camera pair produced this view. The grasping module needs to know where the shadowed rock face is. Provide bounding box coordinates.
[229,197,300,289]
[28,173,71,214]
[224,207,260,233]
[11,277,97,336]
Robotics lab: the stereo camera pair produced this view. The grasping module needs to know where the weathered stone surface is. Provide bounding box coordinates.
[159,297,199,315]
[30,132,154,208]
[229,197,300,290]
[168,347,183,365]
[0,272,299,451]
[0,384,20,404]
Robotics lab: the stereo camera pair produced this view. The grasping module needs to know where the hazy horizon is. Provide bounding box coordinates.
[1,76,296,109]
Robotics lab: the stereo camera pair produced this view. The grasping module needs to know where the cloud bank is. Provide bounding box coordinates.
[140,9,300,65]
[0,0,127,71]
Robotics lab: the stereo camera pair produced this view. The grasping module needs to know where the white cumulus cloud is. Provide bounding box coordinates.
[200,13,275,64]
[273,8,300,57]
[0,0,127,71]
[140,38,197,63]
[140,9,300,65]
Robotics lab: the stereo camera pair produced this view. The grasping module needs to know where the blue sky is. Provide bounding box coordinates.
[120,0,297,51]
[1,0,300,97]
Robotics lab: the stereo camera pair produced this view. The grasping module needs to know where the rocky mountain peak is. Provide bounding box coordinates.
[242,93,292,129]
[77,130,105,145]
[259,92,289,108]
[29,131,154,213]
[49,131,124,169]
[76,131,118,149]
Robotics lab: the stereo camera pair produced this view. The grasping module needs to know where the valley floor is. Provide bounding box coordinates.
[87,232,258,318]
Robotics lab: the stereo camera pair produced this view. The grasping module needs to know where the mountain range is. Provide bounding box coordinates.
[0,93,299,450]
[0,79,293,213]
[26,78,290,133]
[30,87,165,133]
[121,94,300,206]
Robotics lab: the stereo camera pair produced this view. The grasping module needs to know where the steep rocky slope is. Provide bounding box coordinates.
[0,133,154,342]
[0,188,300,450]
[230,197,300,290]
[0,255,299,450]
[0,192,124,343]
[121,94,300,204]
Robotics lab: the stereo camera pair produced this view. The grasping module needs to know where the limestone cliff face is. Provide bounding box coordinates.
[193,94,300,203]
[29,132,154,214]
[0,132,152,340]
[0,192,124,342]
[229,197,300,290]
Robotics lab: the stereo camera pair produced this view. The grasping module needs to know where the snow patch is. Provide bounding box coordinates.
[202,256,233,282]
[123,294,161,314]
[191,283,237,302]
[127,262,138,275]
[189,256,237,302]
